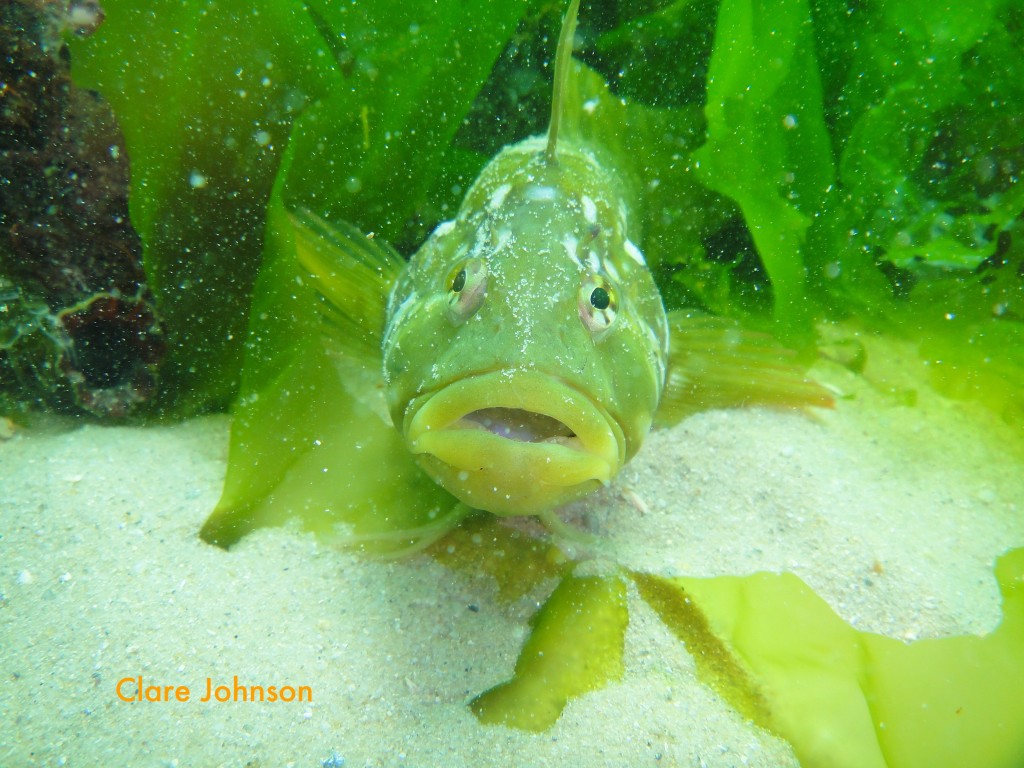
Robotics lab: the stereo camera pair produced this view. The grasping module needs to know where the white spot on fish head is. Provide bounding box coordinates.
[488,183,512,211]
[649,329,668,385]
[383,289,419,350]
[586,250,602,273]
[493,227,513,252]
[581,195,597,225]
[562,234,580,266]
[644,322,662,355]
[624,239,646,266]
[432,219,456,238]
[524,185,557,202]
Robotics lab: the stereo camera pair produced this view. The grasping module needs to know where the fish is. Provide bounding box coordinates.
[202,0,831,553]
[378,3,668,530]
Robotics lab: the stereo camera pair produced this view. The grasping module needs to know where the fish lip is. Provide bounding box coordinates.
[402,369,625,516]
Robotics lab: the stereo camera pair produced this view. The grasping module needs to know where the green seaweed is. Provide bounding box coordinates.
[68,0,342,412]
[584,0,717,109]
[273,0,540,244]
[639,548,1024,768]
[691,0,835,339]
[807,0,1024,416]
[633,571,769,723]
[64,0,1024,417]
[470,573,628,731]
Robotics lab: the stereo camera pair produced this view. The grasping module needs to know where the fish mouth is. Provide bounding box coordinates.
[403,370,624,516]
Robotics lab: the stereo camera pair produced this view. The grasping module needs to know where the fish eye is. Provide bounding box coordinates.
[451,268,467,293]
[578,274,618,336]
[590,286,610,310]
[446,257,487,325]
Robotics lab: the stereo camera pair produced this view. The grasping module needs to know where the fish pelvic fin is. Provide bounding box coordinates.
[545,0,581,163]
[288,207,404,365]
[655,310,835,426]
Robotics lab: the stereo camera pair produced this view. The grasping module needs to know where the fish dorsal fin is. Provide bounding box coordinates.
[545,0,581,163]
[288,207,404,365]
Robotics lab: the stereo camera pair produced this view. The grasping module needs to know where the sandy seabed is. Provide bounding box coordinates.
[2,337,1022,768]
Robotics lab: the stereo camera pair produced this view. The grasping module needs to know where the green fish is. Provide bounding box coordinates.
[379,4,667,527]
[203,0,829,552]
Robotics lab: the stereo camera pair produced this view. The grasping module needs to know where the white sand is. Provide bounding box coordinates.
[2,334,1022,767]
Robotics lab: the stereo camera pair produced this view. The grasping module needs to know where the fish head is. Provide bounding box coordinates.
[383,137,668,516]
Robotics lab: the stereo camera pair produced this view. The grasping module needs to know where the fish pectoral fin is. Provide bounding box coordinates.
[287,206,404,363]
[655,310,834,426]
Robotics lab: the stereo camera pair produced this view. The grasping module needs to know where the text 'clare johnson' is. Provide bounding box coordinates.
[116,675,313,703]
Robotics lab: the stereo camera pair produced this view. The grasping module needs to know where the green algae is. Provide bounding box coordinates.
[638,548,1024,768]
[67,0,342,412]
[61,0,1024,418]
[198,327,463,553]
[66,0,538,413]
[632,572,770,725]
[691,0,834,338]
[470,573,628,731]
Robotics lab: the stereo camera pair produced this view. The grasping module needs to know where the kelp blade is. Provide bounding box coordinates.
[691,0,834,338]
[471,573,628,731]
[202,201,461,554]
[637,548,1024,768]
[68,0,344,412]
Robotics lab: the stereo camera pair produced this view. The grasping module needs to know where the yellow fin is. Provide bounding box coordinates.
[288,207,404,364]
[656,310,834,425]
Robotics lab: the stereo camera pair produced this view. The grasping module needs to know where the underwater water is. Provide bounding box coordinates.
[2,0,1024,766]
